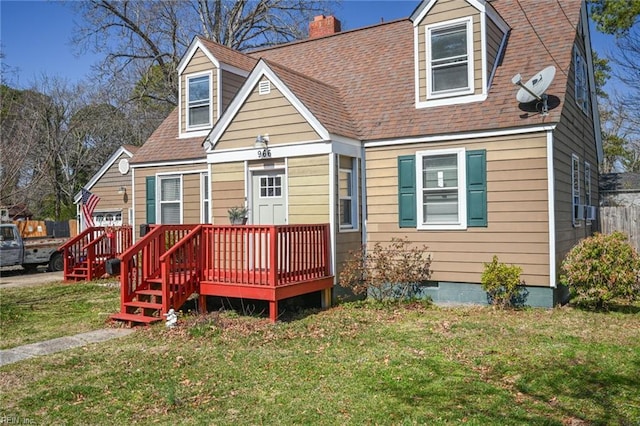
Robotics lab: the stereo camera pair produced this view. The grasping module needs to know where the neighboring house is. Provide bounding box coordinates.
[600,173,640,207]
[75,145,139,230]
[127,0,601,308]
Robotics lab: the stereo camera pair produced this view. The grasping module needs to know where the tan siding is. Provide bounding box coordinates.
[365,132,551,287]
[211,162,245,224]
[221,70,246,113]
[288,155,329,224]
[90,152,134,225]
[335,155,363,277]
[486,17,504,83]
[133,163,206,236]
[180,48,217,134]
[216,77,320,150]
[553,21,599,270]
[182,173,202,224]
[417,0,482,101]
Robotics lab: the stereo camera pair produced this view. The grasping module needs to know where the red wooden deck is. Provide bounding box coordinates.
[112,224,333,325]
[59,226,133,281]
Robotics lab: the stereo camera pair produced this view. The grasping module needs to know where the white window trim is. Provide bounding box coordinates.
[571,154,582,227]
[185,70,213,131]
[416,148,467,230]
[584,161,592,223]
[574,47,589,115]
[158,175,183,224]
[426,16,475,100]
[201,172,210,224]
[339,160,359,232]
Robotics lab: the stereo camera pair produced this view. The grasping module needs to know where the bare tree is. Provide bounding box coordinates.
[72,0,337,111]
[1,76,141,220]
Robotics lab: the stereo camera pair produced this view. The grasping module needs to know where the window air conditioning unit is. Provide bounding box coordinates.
[586,205,597,221]
[574,204,586,220]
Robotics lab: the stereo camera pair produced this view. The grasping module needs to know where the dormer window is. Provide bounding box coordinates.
[427,17,474,98]
[187,73,211,129]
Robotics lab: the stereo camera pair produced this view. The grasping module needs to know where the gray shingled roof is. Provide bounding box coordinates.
[132,0,584,164]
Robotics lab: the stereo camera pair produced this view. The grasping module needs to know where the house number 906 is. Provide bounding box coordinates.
[258,149,272,158]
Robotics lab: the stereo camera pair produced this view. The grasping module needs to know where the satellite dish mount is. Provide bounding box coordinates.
[512,66,556,116]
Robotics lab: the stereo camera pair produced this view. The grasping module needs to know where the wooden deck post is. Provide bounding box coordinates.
[269,300,278,322]
[199,293,207,314]
[321,287,332,309]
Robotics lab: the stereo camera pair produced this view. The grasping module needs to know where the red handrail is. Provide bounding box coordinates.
[59,227,104,280]
[160,225,203,313]
[118,225,196,313]
[198,224,331,288]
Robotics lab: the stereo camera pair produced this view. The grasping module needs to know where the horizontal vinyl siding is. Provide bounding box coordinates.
[90,152,133,225]
[182,173,202,224]
[181,48,217,134]
[211,162,245,225]
[335,155,363,277]
[221,70,246,112]
[216,77,320,150]
[486,17,504,82]
[417,0,482,102]
[288,155,329,224]
[553,27,599,267]
[365,132,551,287]
[133,163,206,235]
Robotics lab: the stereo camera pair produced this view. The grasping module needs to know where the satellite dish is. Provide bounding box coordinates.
[512,66,556,115]
[118,158,130,175]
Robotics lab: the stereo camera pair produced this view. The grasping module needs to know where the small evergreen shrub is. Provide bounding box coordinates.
[481,255,525,308]
[339,237,432,302]
[560,231,640,309]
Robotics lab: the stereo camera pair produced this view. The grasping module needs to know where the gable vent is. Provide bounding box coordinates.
[259,80,271,95]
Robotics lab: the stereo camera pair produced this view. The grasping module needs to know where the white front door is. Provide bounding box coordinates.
[251,170,286,225]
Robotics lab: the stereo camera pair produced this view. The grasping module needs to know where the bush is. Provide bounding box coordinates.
[481,255,525,308]
[560,232,640,309]
[339,237,432,302]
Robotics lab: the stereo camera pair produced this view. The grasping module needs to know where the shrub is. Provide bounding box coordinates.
[481,255,525,308]
[339,237,432,302]
[560,231,640,309]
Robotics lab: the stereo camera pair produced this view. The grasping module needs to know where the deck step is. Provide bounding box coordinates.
[125,301,162,310]
[135,289,163,297]
[109,312,160,325]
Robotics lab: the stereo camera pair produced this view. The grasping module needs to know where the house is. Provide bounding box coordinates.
[74,145,139,230]
[117,0,601,319]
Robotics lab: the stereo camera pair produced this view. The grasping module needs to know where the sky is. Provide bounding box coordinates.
[0,0,620,91]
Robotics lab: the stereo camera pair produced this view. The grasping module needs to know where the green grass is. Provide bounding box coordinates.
[1,291,639,425]
[0,280,120,349]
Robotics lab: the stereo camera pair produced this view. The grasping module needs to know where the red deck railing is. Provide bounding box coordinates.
[115,223,332,323]
[118,225,196,312]
[199,224,331,287]
[59,226,133,280]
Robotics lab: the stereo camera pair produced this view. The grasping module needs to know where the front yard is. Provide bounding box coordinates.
[1,282,639,424]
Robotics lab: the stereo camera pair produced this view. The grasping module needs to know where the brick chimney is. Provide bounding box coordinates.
[309,15,341,38]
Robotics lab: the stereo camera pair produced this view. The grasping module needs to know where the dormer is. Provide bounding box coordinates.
[177,37,253,139]
[411,0,509,108]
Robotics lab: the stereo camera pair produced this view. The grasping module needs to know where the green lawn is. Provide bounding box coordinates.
[0,281,120,349]
[1,284,639,425]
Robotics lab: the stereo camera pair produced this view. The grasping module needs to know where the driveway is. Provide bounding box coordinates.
[0,266,64,288]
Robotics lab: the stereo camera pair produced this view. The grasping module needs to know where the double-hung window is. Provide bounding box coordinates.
[187,73,211,128]
[571,154,582,226]
[159,176,181,224]
[417,148,466,229]
[574,47,589,114]
[339,157,358,230]
[427,18,474,97]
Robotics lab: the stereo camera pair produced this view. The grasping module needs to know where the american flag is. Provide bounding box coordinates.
[81,188,100,228]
